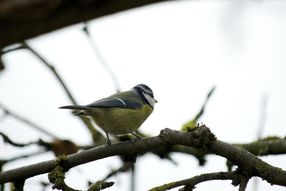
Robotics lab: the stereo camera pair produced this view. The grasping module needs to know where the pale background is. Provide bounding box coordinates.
[1,1,286,190]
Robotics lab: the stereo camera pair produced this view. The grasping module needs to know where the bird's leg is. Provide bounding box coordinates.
[105,131,111,145]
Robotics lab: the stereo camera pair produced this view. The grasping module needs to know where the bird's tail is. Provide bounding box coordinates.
[59,105,92,116]
[59,105,91,110]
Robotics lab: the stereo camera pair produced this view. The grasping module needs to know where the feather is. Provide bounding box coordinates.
[87,97,142,109]
[59,105,91,110]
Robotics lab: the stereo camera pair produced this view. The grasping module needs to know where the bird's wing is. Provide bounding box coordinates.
[87,97,142,109]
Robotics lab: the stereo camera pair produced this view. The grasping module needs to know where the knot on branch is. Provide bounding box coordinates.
[55,155,70,172]
[188,124,216,150]
[157,128,176,159]
[48,155,70,190]
[159,125,216,151]
[159,128,174,145]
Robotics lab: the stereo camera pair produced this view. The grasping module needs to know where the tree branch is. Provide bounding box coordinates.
[22,42,105,144]
[0,132,36,147]
[172,137,286,166]
[101,162,134,181]
[0,101,59,139]
[182,86,215,131]
[82,23,121,93]
[238,177,249,191]
[236,138,286,156]
[0,0,173,48]
[0,125,286,187]
[148,171,236,191]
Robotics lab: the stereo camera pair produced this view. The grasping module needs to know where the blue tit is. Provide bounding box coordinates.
[60,84,157,144]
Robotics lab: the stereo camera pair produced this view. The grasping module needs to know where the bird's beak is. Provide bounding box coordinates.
[154,99,158,103]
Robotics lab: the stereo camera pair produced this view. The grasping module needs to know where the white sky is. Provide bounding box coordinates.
[1,1,286,190]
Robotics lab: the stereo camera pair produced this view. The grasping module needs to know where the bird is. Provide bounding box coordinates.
[59,84,157,145]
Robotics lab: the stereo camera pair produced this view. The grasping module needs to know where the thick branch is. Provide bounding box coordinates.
[211,140,286,186]
[171,138,286,166]
[0,0,173,48]
[0,126,286,187]
[236,138,286,156]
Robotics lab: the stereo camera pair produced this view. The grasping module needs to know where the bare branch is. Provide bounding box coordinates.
[1,150,47,166]
[148,171,236,191]
[172,137,286,166]
[0,101,59,139]
[1,42,105,143]
[22,42,77,105]
[238,177,249,191]
[171,145,207,165]
[0,125,286,187]
[253,95,268,191]
[0,0,173,48]
[21,42,105,144]
[102,162,134,181]
[236,137,286,156]
[0,132,36,147]
[256,95,268,139]
[182,86,216,131]
[82,23,121,92]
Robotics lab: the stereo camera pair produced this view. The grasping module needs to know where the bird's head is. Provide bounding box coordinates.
[132,84,157,108]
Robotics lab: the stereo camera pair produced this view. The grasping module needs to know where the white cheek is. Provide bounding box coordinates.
[143,92,156,107]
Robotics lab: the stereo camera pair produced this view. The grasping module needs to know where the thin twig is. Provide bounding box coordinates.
[171,145,207,165]
[256,95,268,141]
[148,171,236,191]
[82,23,121,92]
[194,86,216,122]
[1,150,48,165]
[102,162,134,181]
[21,41,105,143]
[253,95,268,191]
[182,86,216,131]
[22,42,77,104]
[0,102,59,139]
[0,132,37,147]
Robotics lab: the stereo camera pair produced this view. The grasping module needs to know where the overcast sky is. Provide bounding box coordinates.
[1,1,286,190]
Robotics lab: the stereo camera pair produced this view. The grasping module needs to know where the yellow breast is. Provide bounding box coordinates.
[91,104,153,135]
